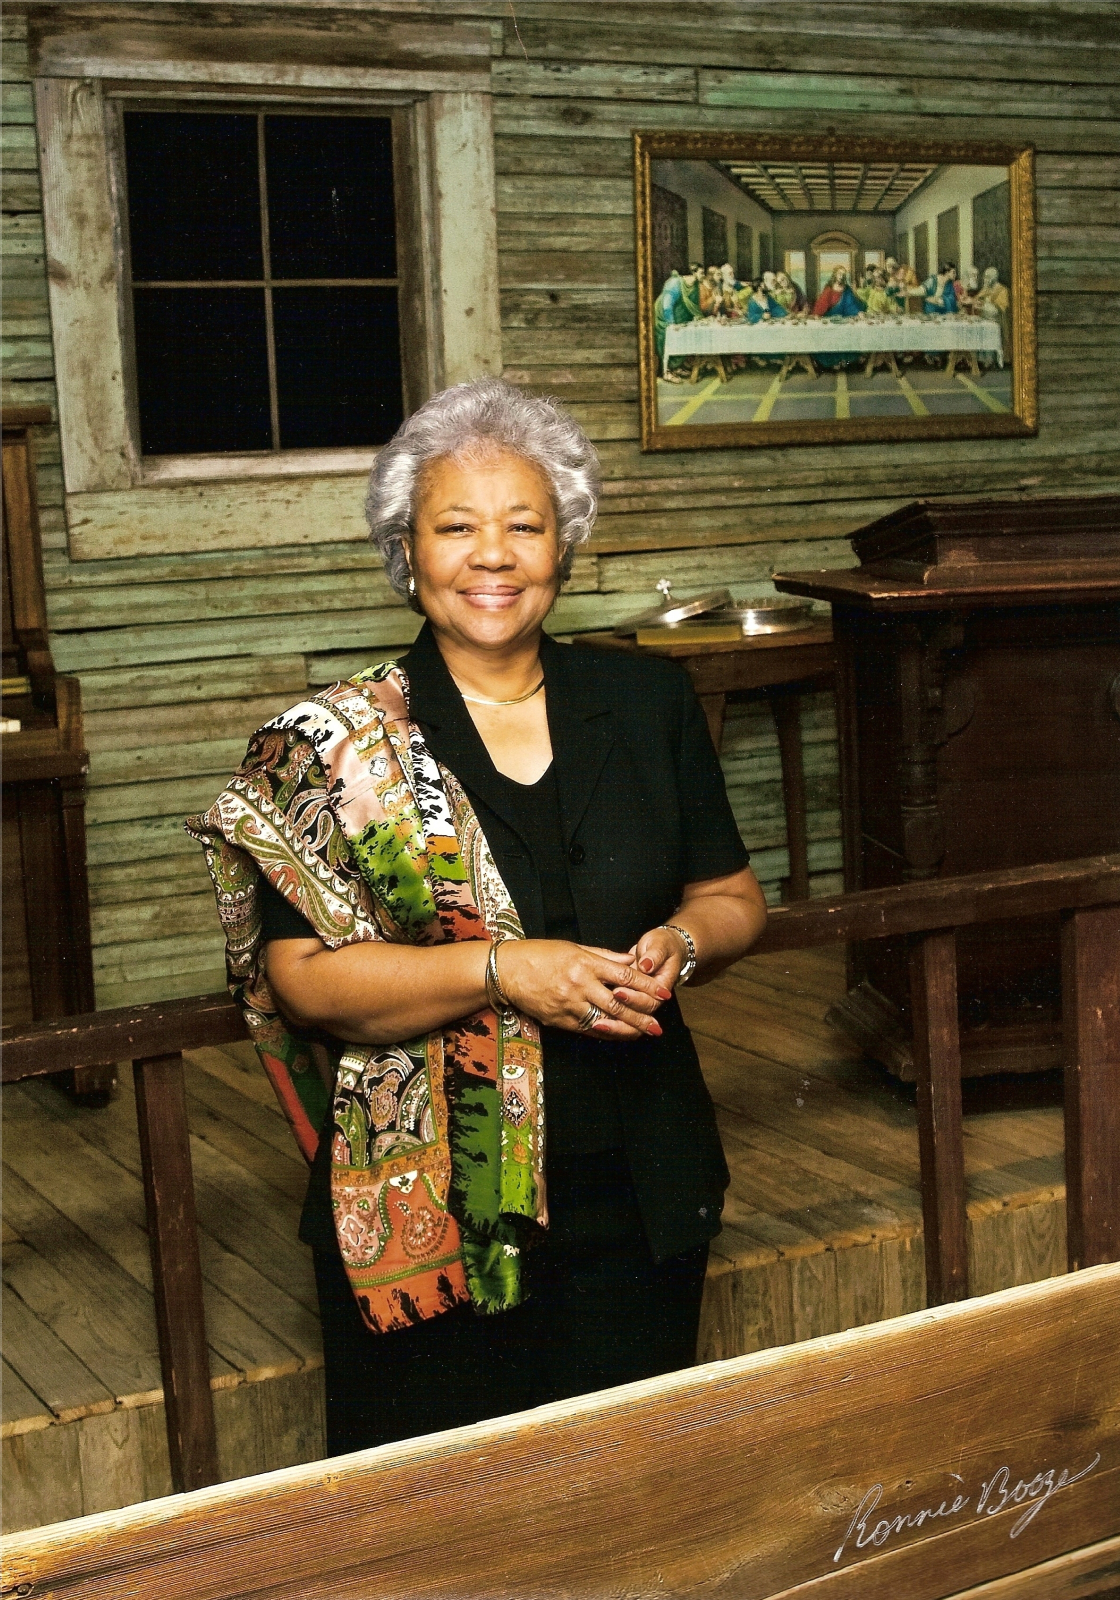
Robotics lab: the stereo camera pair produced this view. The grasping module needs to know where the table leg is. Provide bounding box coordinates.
[698,692,727,753]
[770,687,810,902]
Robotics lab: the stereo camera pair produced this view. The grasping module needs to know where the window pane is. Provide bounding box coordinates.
[124,112,262,283]
[273,287,402,448]
[133,289,271,454]
[266,116,396,280]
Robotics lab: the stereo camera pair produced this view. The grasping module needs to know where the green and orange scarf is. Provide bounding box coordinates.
[186,663,546,1333]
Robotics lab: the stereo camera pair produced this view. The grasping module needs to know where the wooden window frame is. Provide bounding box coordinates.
[33,29,501,555]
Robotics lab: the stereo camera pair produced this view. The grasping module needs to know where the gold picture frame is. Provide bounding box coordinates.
[634,132,1037,452]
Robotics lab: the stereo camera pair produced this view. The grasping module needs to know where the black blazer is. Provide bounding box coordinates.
[401,623,749,1261]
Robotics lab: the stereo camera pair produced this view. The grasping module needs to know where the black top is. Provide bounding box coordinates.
[260,623,749,1262]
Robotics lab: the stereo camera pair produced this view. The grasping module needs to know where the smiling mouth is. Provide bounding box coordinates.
[461,587,524,608]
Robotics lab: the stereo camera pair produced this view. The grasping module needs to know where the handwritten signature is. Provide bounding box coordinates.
[834,1452,1101,1563]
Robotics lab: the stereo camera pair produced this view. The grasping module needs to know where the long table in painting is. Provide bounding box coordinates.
[663,314,1003,380]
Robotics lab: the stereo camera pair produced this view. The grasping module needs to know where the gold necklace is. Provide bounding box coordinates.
[458,678,545,707]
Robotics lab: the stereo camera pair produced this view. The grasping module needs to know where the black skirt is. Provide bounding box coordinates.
[313,1149,709,1456]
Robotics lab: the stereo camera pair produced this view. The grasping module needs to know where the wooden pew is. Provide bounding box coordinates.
[2,1263,1117,1598]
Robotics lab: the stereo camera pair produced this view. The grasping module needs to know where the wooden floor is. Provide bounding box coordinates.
[1,947,1067,1534]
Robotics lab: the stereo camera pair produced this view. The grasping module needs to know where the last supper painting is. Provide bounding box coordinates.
[635,134,1037,451]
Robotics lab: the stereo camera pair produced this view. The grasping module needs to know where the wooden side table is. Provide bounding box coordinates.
[575,625,836,901]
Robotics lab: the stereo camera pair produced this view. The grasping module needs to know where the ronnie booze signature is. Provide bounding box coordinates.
[834,1452,1101,1564]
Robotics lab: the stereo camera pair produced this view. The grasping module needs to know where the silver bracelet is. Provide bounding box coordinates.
[486,937,514,1012]
[659,922,697,983]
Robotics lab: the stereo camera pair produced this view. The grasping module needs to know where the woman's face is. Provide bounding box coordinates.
[409,448,563,653]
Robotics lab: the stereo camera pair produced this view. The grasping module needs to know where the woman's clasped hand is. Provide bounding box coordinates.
[494,938,673,1039]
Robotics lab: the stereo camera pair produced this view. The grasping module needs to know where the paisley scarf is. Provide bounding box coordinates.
[186,663,546,1333]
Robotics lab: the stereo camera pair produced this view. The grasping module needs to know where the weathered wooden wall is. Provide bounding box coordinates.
[3,3,1118,1008]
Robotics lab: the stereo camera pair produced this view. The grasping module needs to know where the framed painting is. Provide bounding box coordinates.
[634,133,1037,452]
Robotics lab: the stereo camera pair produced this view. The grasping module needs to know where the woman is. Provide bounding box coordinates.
[189,379,766,1456]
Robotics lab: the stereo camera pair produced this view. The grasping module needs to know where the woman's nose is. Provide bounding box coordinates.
[470,524,513,566]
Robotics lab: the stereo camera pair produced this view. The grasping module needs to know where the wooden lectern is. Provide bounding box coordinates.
[775,493,1120,1078]
[2,406,108,1099]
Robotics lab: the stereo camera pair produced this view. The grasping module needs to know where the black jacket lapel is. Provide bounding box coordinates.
[540,633,615,847]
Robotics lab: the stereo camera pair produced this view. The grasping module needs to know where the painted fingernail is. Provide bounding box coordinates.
[639,959,654,972]
[591,1020,611,1031]
[656,986,672,1001]
[647,1021,663,1037]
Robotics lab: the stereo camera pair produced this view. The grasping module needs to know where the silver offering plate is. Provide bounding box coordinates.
[713,597,817,636]
[612,587,733,636]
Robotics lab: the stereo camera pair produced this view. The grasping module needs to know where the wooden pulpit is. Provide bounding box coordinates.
[2,406,108,1098]
[774,493,1120,1078]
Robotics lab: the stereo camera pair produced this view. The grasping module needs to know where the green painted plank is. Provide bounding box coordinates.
[1037,190,1120,227]
[697,67,1120,119]
[0,170,41,212]
[89,851,214,907]
[496,175,633,214]
[65,474,372,562]
[93,931,226,988]
[498,251,633,288]
[84,693,300,754]
[52,606,420,674]
[85,814,210,868]
[502,330,637,365]
[495,135,632,177]
[491,100,1120,155]
[85,774,229,828]
[87,737,249,792]
[600,540,856,595]
[498,215,633,253]
[47,568,398,632]
[0,214,44,252]
[495,11,1120,84]
[493,60,697,102]
[1,82,33,122]
[500,286,635,330]
[75,654,307,713]
[95,969,230,1011]
[91,892,222,951]
[43,540,380,591]
[0,126,37,169]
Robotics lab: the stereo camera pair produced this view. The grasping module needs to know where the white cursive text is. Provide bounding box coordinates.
[834,1452,1101,1564]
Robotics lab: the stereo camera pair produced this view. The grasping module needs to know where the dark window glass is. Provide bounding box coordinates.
[124,113,262,281]
[124,109,401,455]
[266,116,396,279]
[132,289,271,454]
[273,287,402,448]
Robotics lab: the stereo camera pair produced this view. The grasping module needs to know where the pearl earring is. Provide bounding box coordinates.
[407,574,417,598]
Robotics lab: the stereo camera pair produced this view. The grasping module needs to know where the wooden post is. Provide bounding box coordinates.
[133,1052,220,1493]
[909,930,968,1305]
[770,687,811,902]
[1062,905,1120,1272]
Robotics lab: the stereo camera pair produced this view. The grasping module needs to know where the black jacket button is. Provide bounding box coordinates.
[568,842,585,865]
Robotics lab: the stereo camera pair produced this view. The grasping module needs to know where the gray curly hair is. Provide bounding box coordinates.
[365,378,600,606]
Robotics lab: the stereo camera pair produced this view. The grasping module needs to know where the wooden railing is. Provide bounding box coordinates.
[2,853,1118,1504]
